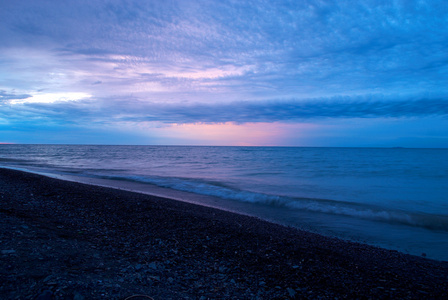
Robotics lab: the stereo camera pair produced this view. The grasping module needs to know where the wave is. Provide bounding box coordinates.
[97,173,448,232]
[0,157,32,164]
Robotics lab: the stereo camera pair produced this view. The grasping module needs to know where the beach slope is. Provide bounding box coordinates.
[1,168,447,299]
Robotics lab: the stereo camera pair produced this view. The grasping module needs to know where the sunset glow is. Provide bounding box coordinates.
[155,122,295,146]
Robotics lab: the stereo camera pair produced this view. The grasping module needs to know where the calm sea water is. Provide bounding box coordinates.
[1,144,447,260]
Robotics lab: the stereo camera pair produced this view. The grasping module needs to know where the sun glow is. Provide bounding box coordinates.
[155,122,299,146]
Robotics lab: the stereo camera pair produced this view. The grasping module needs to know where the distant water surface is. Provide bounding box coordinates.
[1,145,447,261]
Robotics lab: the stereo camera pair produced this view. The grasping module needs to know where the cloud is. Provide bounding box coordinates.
[118,96,448,124]
[4,94,446,127]
[1,1,447,146]
[0,90,31,102]
[1,1,447,105]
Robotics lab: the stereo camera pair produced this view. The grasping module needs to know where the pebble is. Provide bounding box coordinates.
[35,290,53,300]
[2,168,448,299]
[147,262,158,270]
[219,266,227,272]
[287,288,296,297]
[73,292,85,300]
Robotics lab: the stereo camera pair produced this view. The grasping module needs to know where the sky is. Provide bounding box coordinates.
[0,0,447,147]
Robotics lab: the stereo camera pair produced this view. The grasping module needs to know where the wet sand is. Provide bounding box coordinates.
[1,168,447,299]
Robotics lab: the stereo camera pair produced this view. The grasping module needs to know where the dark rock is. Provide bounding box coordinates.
[287,288,296,298]
[34,290,53,300]
[73,292,85,300]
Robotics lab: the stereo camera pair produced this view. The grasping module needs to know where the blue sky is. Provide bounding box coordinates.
[1,0,447,146]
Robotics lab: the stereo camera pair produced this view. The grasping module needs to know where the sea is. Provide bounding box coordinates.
[1,144,447,261]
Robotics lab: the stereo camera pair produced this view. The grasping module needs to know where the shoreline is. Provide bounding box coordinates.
[7,166,448,261]
[1,168,448,299]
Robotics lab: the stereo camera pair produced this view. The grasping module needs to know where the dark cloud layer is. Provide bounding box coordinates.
[0,91,32,102]
[115,97,448,124]
[12,95,446,126]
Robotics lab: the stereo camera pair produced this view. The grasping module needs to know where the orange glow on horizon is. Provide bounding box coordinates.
[155,122,311,146]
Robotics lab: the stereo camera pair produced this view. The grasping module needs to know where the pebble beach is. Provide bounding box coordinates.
[1,168,448,299]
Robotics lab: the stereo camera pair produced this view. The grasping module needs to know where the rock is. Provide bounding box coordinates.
[287,288,296,297]
[35,290,53,300]
[219,266,227,272]
[148,275,160,281]
[147,262,158,270]
[43,275,54,283]
[2,249,16,255]
[73,292,85,300]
